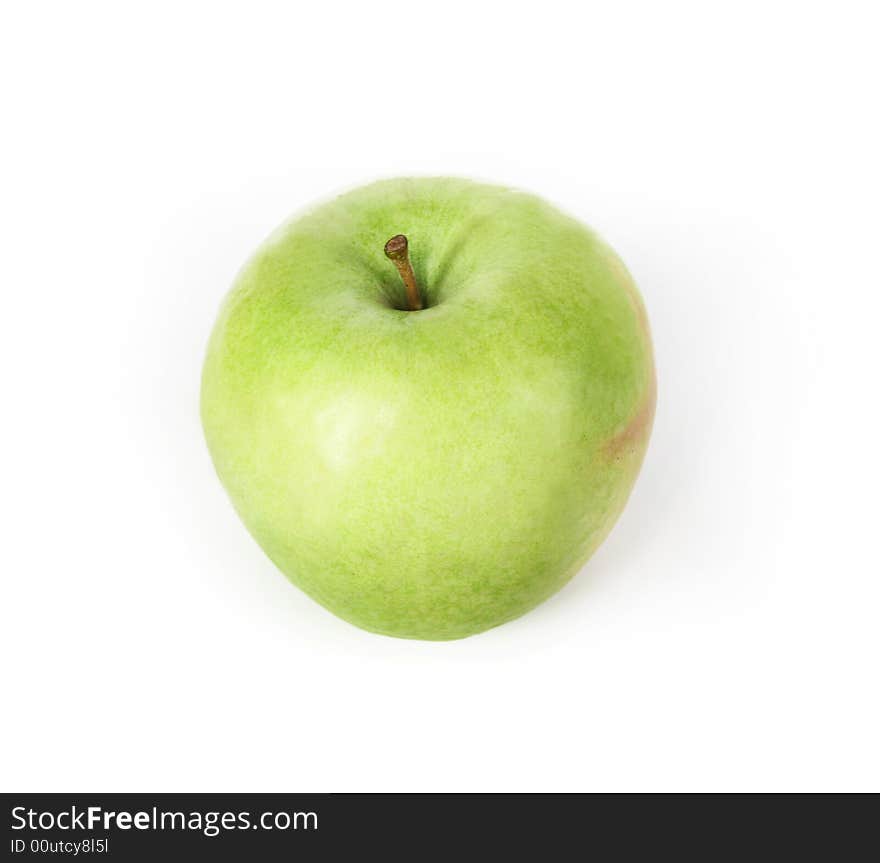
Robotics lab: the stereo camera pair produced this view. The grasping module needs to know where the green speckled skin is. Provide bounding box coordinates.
[201,178,655,640]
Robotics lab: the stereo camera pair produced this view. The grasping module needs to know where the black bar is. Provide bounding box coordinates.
[2,793,875,860]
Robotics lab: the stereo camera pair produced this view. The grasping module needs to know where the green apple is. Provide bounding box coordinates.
[201,178,655,640]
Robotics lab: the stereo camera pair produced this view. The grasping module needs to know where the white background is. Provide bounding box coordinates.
[2,1,878,792]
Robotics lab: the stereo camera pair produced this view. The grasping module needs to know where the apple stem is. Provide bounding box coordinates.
[384,234,423,311]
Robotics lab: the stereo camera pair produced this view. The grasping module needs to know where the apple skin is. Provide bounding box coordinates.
[201,178,655,640]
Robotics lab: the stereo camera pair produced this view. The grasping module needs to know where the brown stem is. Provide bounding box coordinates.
[384,234,423,311]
